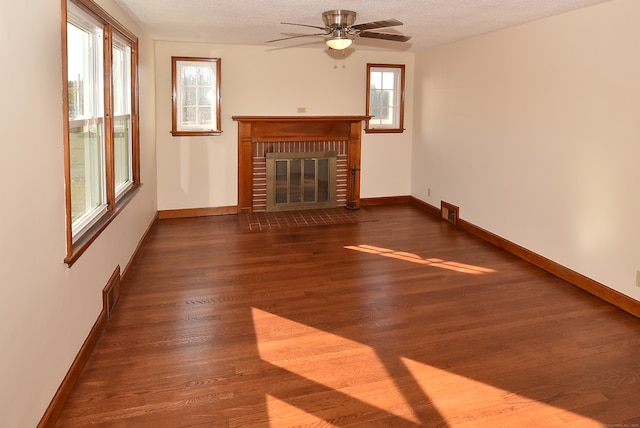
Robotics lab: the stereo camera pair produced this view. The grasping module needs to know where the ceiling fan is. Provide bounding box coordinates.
[266,10,411,50]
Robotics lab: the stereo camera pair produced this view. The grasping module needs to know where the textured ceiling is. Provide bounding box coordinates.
[114,0,611,52]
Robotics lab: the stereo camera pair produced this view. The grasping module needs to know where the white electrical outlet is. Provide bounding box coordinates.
[428,187,431,197]
[297,107,306,113]
[636,270,640,287]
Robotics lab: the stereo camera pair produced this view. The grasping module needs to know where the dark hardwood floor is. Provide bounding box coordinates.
[55,204,640,427]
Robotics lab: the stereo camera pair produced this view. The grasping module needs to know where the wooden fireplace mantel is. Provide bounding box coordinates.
[232,115,370,213]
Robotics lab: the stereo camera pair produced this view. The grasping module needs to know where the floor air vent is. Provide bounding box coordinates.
[441,201,459,226]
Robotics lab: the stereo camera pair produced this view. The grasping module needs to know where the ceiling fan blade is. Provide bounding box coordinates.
[352,18,403,31]
[265,32,330,43]
[359,31,411,42]
[281,22,327,31]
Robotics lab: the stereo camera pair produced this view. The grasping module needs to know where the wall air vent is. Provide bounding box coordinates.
[103,266,121,319]
[441,201,459,226]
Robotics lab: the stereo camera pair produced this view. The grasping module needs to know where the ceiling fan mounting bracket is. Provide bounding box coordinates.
[322,10,357,29]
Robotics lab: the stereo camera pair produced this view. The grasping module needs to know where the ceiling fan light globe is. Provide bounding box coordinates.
[326,38,352,50]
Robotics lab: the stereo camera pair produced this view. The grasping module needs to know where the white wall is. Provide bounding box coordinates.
[155,42,414,210]
[412,0,640,300]
[0,0,157,426]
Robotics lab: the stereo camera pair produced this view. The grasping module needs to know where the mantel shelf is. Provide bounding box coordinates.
[232,115,371,122]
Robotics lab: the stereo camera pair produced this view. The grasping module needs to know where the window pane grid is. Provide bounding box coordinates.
[366,64,405,132]
[67,4,107,240]
[112,33,133,193]
[69,121,107,236]
[171,57,221,135]
[178,63,216,130]
[114,115,132,195]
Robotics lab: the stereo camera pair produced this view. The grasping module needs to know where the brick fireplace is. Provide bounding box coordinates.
[232,116,369,213]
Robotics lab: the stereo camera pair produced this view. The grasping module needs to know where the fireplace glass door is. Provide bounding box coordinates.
[267,152,337,211]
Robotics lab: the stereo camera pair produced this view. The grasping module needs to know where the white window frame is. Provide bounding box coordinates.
[112,32,134,198]
[67,2,108,239]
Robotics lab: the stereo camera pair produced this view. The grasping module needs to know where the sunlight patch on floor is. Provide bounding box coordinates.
[266,394,339,427]
[401,357,602,427]
[252,307,421,424]
[344,244,497,274]
[253,307,602,427]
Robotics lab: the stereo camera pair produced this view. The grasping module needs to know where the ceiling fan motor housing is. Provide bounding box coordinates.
[322,10,357,29]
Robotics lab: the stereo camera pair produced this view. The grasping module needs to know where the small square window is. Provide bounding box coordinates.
[365,64,405,133]
[171,57,221,136]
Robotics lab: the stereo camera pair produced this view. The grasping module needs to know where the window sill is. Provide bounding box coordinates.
[365,128,405,134]
[170,130,222,137]
[64,184,142,267]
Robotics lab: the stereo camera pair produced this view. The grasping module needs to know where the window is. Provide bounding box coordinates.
[171,57,221,136]
[365,64,405,133]
[63,0,140,265]
[112,33,134,197]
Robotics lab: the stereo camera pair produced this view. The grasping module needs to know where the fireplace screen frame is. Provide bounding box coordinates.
[266,151,337,212]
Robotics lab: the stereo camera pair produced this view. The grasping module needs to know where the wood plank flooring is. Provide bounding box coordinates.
[54,204,640,427]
